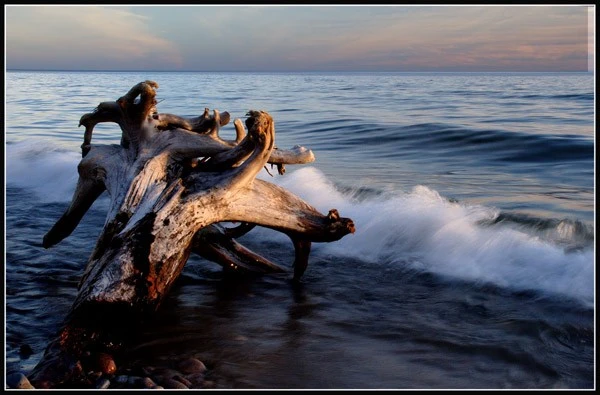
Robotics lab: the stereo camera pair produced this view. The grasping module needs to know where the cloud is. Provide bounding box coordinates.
[5,5,591,72]
[299,6,589,71]
[588,6,595,72]
[6,5,184,70]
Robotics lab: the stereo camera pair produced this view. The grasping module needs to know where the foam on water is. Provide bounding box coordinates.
[6,141,80,203]
[6,141,594,307]
[265,167,594,307]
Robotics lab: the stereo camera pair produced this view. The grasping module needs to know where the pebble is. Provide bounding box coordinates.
[15,355,214,390]
[141,377,157,388]
[177,357,207,374]
[95,378,111,389]
[96,353,117,375]
[19,344,34,358]
[172,374,193,387]
[114,375,129,384]
[6,373,35,389]
[185,372,206,387]
[151,367,179,379]
[161,378,189,389]
[202,380,216,389]
[128,375,144,386]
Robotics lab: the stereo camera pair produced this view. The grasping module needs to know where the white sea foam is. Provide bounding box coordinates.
[263,166,595,307]
[6,140,80,202]
[6,143,594,306]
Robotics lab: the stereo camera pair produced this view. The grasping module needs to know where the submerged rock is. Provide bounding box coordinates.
[172,374,192,387]
[202,380,216,389]
[6,373,35,389]
[114,375,129,384]
[185,372,206,388]
[160,378,188,389]
[19,344,34,359]
[140,377,157,388]
[177,357,207,374]
[149,366,179,379]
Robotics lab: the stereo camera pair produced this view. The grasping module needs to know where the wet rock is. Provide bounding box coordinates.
[185,372,205,388]
[96,353,117,375]
[202,380,216,389]
[114,375,129,384]
[150,367,179,379]
[95,378,111,389]
[176,357,207,374]
[172,374,192,387]
[161,378,189,389]
[127,375,144,386]
[7,373,35,389]
[141,377,157,388]
[19,344,34,359]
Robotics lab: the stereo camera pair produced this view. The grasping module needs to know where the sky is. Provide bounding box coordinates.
[4,5,595,72]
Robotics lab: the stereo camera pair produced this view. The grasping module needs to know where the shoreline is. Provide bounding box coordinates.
[7,354,217,390]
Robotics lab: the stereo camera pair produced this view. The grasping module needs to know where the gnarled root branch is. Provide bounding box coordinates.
[33,82,356,388]
[192,224,286,274]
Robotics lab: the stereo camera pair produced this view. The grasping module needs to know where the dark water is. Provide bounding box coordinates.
[5,71,595,389]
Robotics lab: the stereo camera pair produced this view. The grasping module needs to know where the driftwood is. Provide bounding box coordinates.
[28,81,355,388]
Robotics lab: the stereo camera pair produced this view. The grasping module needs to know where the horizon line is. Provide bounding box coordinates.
[5,68,594,74]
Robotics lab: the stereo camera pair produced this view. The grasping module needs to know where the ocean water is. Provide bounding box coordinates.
[4,71,595,389]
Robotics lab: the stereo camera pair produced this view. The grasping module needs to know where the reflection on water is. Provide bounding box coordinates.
[117,253,594,389]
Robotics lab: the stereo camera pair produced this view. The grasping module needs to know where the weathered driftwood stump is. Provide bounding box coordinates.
[28,81,355,388]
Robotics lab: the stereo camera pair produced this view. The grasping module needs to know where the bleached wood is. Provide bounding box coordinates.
[31,81,354,388]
